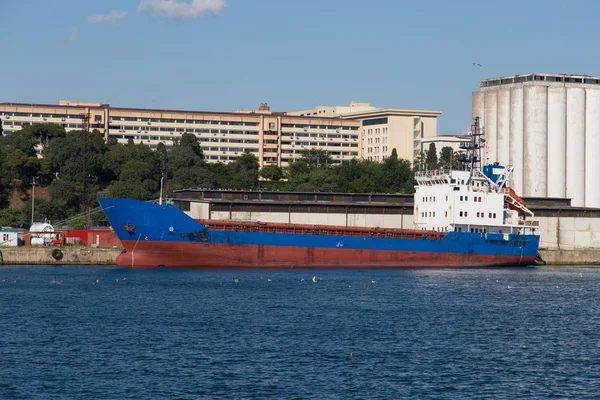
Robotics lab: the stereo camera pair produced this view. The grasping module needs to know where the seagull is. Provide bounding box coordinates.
[312,276,317,283]
[472,63,482,67]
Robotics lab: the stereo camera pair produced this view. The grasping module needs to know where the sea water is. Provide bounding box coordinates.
[0,266,599,399]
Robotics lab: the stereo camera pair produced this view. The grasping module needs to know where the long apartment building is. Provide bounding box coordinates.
[0,101,361,167]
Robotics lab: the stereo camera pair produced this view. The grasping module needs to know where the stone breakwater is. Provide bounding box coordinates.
[0,247,122,265]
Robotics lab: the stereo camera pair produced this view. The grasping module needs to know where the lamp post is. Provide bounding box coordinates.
[159,152,168,205]
[31,177,38,225]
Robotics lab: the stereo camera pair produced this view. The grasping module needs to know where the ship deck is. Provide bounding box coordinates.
[197,219,445,240]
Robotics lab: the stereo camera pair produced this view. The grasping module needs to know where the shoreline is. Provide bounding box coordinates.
[1,247,599,267]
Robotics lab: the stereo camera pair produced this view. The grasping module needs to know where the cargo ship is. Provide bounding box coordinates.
[98,118,540,268]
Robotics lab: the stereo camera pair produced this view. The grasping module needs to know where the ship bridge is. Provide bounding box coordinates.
[414,167,537,235]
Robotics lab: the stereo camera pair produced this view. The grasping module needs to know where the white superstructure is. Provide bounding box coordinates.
[413,118,539,236]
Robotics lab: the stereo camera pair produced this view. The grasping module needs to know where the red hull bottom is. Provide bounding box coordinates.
[116,241,535,269]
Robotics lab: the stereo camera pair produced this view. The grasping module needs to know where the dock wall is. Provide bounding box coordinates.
[0,247,121,266]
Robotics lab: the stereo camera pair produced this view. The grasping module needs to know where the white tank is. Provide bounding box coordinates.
[484,91,498,163]
[547,86,567,198]
[30,237,47,246]
[29,222,55,245]
[523,86,548,197]
[566,87,586,207]
[509,87,524,194]
[585,89,600,207]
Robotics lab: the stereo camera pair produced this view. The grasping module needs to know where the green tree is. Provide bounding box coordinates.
[284,160,310,181]
[413,151,426,172]
[157,142,167,155]
[438,146,454,170]
[260,165,284,181]
[0,208,26,227]
[67,216,87,230]
[226,152,260,189]
[49,180,80,210]
[425,143,438,170]
[169,166,217,191]
[378,149,414,193]
[20,123,66,156]
[177,133,203,158]
[334,159,380,193]
[46,130,107,183]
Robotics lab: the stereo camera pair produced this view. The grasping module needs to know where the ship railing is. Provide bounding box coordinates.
[518,220,539,227]
[415,169,451,179]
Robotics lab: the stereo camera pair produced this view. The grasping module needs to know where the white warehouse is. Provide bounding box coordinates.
[472,73,600,207]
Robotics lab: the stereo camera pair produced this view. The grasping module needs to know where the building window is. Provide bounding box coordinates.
[269,122,276,130]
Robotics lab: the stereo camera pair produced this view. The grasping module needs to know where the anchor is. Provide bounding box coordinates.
[125,221,136,234]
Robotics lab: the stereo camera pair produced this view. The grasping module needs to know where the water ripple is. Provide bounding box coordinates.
[0,266,599,399]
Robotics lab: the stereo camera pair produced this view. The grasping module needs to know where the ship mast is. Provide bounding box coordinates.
[458,116,485,184]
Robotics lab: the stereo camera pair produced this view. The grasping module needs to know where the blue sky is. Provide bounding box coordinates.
[3,0,599,134]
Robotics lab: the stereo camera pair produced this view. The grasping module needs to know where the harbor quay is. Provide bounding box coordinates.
[0,247,122,266]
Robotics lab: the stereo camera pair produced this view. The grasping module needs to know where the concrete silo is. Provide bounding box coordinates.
[473,73,600,207]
